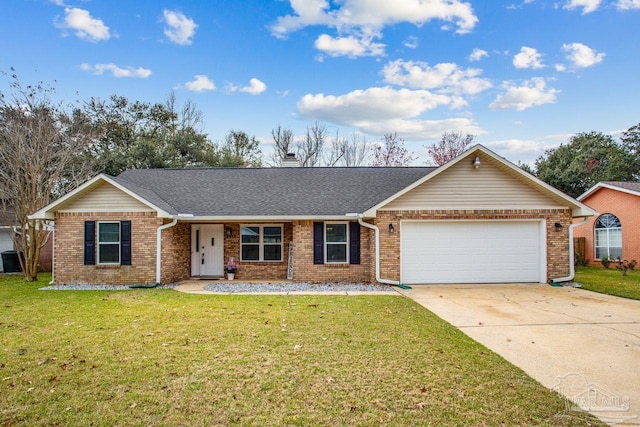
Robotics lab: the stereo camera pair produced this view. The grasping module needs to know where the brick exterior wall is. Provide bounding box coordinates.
[291,220,374,283]
[375,209,572,283]
[54,212,161,285]
[573,188,640,265]
[54,209,572,286]
[223,223,293,280]
[161,221,191,284]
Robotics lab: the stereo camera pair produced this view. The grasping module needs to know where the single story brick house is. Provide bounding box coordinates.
[30,145,595,286]
[574,181,640,265]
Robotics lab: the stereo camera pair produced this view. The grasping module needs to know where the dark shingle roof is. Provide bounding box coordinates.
[114,167,436,217]
[603,181,640,194]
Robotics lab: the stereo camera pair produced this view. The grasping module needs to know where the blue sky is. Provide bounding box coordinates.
[2,0,639,166]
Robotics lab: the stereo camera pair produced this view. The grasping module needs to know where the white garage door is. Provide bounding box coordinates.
[401,221,544,284]
[0,228,15,272]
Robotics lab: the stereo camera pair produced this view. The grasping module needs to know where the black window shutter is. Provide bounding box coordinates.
[120,221,132,265]
[349,222,361,265]
[84,221,96,265]
[313,222,324,265]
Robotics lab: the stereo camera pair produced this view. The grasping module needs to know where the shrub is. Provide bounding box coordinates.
[574,253,589,267]
[616,259,637,276]
[601,257,612,269]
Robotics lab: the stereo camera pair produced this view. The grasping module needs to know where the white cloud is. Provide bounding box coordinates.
[270,0,479,40]
[554,63,567,72]
[617,0,640,9]
[163,10,197,45]
[185,75,215,92]
[381,60,492,97]
[314,32,385,57]
[55,7,110,42]
[513,46,544,69]
[296,86,484,139]
[489,77,559,111]
[240,78,267,95]
[468,48,488,62]
[80,63,151,78]
[403,36,419,49]
[562,42,605,67]
[563,0,602,13]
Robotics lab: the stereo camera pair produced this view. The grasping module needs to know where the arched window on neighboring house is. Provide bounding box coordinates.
[594,213,622,260]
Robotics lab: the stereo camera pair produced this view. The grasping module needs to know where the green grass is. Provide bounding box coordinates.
[0,274,601,426]
[575,265,640,300]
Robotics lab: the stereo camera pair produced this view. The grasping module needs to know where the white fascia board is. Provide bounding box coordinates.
[178,215,357,222]
[28,174,172,220]
[578,182,640,201]
[363,144,596,219]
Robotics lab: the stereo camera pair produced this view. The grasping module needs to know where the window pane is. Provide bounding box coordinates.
[263,227,282,243]
[595,229,607,247]
[609,247,622,260]
[609,229,622,247]
[99,244,119,263]
[241,227,260,244]
[242,245,260,261]
[264,244,282,261]
[595,247,607,260]
[99,223,120,243]
[326,224,347,243]
[327,243,347,262]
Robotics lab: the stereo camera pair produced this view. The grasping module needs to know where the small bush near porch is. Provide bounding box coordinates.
[0,275,600,426]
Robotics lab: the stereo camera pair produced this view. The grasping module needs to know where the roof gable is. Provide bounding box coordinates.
[367,145,595,218]
[29,174,173,220]
[578,182,640,201]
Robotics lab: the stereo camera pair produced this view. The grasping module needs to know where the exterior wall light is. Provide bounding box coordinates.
[225,226,233,238]
[554,222,563,232]
[473,156,481,169]
[388,223,395,233]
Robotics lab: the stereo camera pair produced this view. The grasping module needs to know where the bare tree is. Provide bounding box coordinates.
[269,125,294,166]
[371,132,416,166]
[299,121,326,167]
[427,131,475,166]
[0,70,97,280]
[326,131,370,166]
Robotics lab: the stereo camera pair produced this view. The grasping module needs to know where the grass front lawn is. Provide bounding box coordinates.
[575,265,640,300]
[0,274,600,426]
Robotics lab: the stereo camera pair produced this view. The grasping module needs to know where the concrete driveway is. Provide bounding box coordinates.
[397,284,640,425]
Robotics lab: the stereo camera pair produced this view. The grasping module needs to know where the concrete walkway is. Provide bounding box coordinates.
[397,283,640,425]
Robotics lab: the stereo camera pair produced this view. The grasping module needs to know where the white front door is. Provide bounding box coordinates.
[191,224,224,277]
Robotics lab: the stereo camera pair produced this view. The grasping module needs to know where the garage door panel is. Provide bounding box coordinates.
[401,221,543,284]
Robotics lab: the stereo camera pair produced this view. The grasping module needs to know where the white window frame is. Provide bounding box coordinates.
[240,224,283,262]
[594,214,622,260]
[325,222,349,264]
[97,221,121,265]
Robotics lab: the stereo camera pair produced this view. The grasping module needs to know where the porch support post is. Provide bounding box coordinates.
[156,218,178,284]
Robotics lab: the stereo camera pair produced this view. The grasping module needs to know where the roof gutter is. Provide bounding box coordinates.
[347,213,400,286]
[551,216,589,284]
[156,218,178,284]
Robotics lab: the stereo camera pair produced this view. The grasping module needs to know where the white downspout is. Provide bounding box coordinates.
[156,218,178,284]
[551,217,589,283]
[49,224,55,285]
[356,215,400,286]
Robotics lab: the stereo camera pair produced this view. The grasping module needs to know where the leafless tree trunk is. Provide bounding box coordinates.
[269,125,294,166]
[426,131,475,166]
[326,131,370,166]
[299,121,326,167]
[0,70,97,281]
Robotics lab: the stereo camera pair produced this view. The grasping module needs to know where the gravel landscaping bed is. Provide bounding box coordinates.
[203,282,396,293]
[40,284,178,291]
